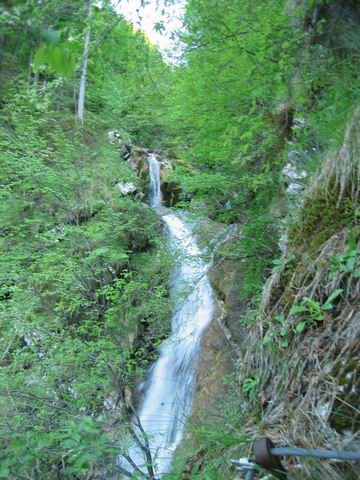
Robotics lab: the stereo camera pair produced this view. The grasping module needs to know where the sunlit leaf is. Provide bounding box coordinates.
[34,44,76,77]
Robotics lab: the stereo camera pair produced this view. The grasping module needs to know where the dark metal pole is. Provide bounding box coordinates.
[232,438,360,479]
[245,469,255,480]
[271,446,360,462]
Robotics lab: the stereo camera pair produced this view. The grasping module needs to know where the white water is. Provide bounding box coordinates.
[148,153,162,212]
[123,153,214,477]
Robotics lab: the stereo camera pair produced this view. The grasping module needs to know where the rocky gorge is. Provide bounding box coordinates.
[117,98,360,478]
[1,1,360,479]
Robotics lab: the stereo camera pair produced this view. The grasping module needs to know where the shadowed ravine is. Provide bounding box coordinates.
[123,153,215,477]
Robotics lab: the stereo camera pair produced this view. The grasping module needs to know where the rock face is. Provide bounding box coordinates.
[128,147,150,182]
[208,227,249,341]
[127,147,153,200]
[108,129,132,160]
[116,182,137,195]
[190,226,247,424]
[128,147,180,206]
[158,157,181,207]
[191,300,236,424]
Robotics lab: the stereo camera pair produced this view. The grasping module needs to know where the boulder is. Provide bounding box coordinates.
[127,147,150,181]
[108,129,132,160]
[116,181,137,195]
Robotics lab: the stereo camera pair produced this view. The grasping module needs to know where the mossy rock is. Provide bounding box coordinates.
[329,347,360,432]
[289,179,357,255]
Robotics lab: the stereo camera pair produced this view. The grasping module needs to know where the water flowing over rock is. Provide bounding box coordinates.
[148,153,162,211]
[122,153,215,476]
[128,149,180,207]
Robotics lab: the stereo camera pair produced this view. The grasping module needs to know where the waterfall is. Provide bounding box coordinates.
[123,153,215,477]
[148,153,162,211]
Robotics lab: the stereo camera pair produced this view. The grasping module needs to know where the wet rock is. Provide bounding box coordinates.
[209,259,249,340]
[161,177,181,207]
[128,148,181,206]
[191,303,237,423]
[189,225,246,426]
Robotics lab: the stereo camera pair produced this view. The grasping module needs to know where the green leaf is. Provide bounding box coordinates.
[261,335,272,345]
[348,230,357,251]
[10,437,24,449]
[61,439,77,449]
[34,44,76,77]
[321,303,333,311]
[303,297,321,312]
[0,467,10,478]
[295,321,306,334]
[346,256,356,270]
[323,289,343,309]
[290,305,308,314]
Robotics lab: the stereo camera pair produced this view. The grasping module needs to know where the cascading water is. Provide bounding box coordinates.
[148,152,162,212]
[123,153,215,477]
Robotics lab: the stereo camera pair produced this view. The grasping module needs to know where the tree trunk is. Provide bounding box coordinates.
[27,52,33,87]
[77,1,92,125]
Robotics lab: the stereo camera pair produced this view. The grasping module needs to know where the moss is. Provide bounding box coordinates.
[329,351,360,432]
[289,179,356,255]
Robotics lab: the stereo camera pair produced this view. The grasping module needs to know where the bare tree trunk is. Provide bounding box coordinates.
[107,363,158,479]
[27,52,33,87]
[77,1,92,125]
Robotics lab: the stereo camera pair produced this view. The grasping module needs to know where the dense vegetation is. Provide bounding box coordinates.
[0,1,171,478]
[1,0,359,479]
[165,0,360,297]
[165,2,360,479]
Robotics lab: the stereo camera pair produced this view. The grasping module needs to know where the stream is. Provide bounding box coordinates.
[123,153,215,477]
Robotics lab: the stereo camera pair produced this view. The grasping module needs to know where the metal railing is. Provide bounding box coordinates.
[231,437,360,479]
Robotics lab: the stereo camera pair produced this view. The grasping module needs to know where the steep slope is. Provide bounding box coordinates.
[163,1,360,479]
[0,3,172,478]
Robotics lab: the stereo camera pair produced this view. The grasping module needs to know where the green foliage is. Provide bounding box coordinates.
[219,209,280,298]
[272,255,295,274]
[262,314,290,349]
[290,289,343,334]
[330,231,360,279]
[242,376,260,401]
[0,416,116,478]
[34,43,76,77]
[0,5,172,475]
[166,0,300,215]
[85,8,170,146]
[1,0,360,477]
[0,103,170,474]
[33,25,76,77]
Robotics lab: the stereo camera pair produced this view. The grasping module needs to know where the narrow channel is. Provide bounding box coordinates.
[124,153,215,477]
